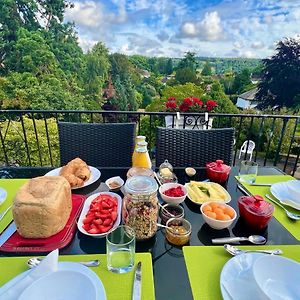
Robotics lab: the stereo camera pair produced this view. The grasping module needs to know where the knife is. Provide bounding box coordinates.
[249,183,272,186]
[237,184,251,196]
[0,222,17,247]
[132,261,142,300]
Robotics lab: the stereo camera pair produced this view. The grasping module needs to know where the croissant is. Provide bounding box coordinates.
[60,158,91,188]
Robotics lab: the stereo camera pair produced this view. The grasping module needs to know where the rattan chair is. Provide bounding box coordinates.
[155,127,235,167]
[58,122,136,167]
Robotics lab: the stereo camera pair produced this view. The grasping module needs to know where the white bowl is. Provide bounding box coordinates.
[105,176,124,190]
[253,255,300,300]
[159,183,187,204]
[77,192,122,238]
[19,270,97,300]
[200,201,236,230]
[286,180,300,201]
[0,187,7,205]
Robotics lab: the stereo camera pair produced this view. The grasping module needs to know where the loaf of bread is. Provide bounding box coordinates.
[13,176,72,238]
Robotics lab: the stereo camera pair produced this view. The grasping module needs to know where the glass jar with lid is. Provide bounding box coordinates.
[157,159,177,184]
[122,176,158,240]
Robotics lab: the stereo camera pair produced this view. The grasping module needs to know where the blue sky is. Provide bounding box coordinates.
[65,0,300,58]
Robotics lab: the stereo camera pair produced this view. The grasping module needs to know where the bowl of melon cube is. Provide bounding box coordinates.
[200,201,237,230]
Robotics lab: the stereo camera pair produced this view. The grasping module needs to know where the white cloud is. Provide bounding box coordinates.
[63,0,300,58]
[179,11,223,41]
[157,31,169,41]
[198,11,223,41]
[181,23,197,36]
[251,41,265,49]
[65,1,104,28]
[233,41,244,49]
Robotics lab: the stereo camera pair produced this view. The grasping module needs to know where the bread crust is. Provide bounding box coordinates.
[13,176,72,238]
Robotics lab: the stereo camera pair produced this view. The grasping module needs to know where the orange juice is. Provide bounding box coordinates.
[132,141,152,169]
[132,136,146,165]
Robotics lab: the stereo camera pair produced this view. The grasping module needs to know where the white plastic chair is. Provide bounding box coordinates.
[238,140,255,161]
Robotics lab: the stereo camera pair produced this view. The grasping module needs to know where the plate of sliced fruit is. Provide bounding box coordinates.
[77,192,122,238]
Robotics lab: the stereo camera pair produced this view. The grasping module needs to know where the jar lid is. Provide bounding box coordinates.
[125,175,158,194]
[136,135,146,140]
[206,160,231,173]
[238,195,274,216]
[127,167,154,178]
[159,159,173,172]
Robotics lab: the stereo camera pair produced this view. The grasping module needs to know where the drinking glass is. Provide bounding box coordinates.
[239,160,258,184]
[106,225,135,273]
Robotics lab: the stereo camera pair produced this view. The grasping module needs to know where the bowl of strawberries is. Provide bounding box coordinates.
[77,192,122,237]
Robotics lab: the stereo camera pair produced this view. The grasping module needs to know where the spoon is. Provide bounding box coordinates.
[158,202,176,218]
[224,244,283,256]
[27,257,100,268]
[154,172,162,186]
[212,235,266,244]
[265,194,300,221]
[157,223,179,233]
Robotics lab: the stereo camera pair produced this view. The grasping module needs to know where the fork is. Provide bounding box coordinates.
[0,205,12,221]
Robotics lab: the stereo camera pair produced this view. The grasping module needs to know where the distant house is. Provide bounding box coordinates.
[161,75,174,85]
[250,75,261,84]
[206,84,212,92]
[141,69,151,78]
[236,88,259,109]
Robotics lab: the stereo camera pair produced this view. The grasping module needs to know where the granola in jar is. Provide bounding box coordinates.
[122,176,158,240]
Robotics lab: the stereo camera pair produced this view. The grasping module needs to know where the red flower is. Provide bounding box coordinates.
[182,97,192,106]
[179,103,190,112]
[166,97,178,111]
[165,96,217,112]
[206,100,217,111]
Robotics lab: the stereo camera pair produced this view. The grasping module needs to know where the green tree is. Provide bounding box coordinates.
[0,116,60,166]
[45,22,84,77]
[165,59,173,75]
[83,42,110,106]
[177,52,198,72]
[1,71,85,110]
[0,0,68,71]
[201,61,212,76]
[175,68,198,84]
[109,54,139,111]
[232,68,251,94]
[206,81,239,113]
[256,37,300,109]
[5,29,58,75]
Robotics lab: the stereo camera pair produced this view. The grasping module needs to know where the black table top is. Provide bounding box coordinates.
[1,166,299,300]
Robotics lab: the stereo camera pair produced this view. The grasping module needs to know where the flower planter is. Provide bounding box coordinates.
[165,115,213,130]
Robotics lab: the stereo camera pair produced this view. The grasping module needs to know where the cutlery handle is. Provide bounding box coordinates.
[247,249,283,255]
[78,261,99,267]
[212,237,248,244]
[0,205,12,221]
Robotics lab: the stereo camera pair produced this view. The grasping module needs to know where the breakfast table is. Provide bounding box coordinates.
[0,166,300,300]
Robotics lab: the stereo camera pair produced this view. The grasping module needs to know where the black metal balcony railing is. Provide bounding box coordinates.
[0,110,299,176]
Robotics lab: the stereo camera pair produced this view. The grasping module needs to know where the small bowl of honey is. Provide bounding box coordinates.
[165,217,191,246]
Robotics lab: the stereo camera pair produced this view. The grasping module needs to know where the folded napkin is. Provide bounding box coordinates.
[0,249,58,300]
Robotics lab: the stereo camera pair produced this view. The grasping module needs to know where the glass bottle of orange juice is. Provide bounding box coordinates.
[132,135,146,165]
[132,141,152,169]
